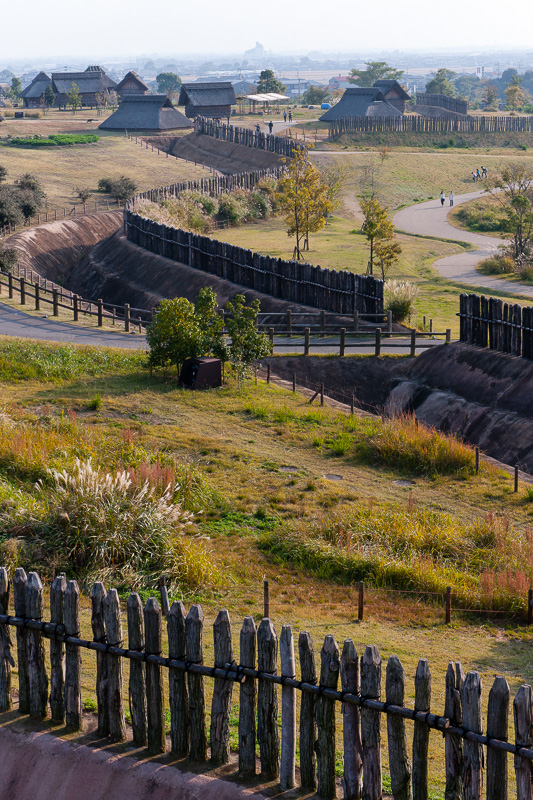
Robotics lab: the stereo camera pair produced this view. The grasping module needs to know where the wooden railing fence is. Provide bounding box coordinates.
[327,114,533,139]
[459,293,533,359]
[0,567,533,799]
[415,93,468,115]
[194,116,303,158]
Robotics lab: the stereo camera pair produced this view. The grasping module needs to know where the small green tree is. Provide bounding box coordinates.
[224,295,271,383]
[10,77,21,100]
[486,163,533,263]
[349,62,403,87]
[482,80,500,109]
[66,83,82,113]
[74,186,91,203]
[0,241,18,273]
[360,196,396,275]
[157,72,182,95]
[40,85,55,114]
[302,86,330,105]
[195,287,227,361]
[425,69,456,97]
[258,70,286,94]
[146,297,202,374]
[505,75,530,110]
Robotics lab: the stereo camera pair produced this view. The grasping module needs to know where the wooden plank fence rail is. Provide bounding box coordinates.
[327,114,533,140]
[194,116,303,158]
[1,570,533,798]
[459,292,533,360]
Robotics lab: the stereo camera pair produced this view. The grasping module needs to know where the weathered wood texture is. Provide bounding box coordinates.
[513,684,532,800]
[298,631,317,789]
[413,659,431,800]
[328,114,533,139]
[127,592,147,747]
[104,589,126,742]
[239,616,256,776]
[444,662,464,800]
[49,574,66,722]
[257,618,279,779]
[316,634,340,800]
[486,676,509,800]
[280,624,296,790]
[64,580,81,729]
[168,600,188,757]
[0,568,12,711]
[26,572,48,719]
[91,582,108,737]
[144,598,165,754]
[385,655,411,800]
[361,645,382,800]
[210,609,233,765]
[13,568,29,714]
[186,604,207,762]
[462,671,483,800]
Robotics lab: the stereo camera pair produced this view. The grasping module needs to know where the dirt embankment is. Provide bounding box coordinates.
[146,132,284,174]
[7,212,122,285]
[267,343,533,470]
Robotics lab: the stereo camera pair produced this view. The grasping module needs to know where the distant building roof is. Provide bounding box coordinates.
[52,68,116,95]
[178,82,236,108]
[247,93,288,102]
[319,87,402,121]
[116,71,150,93]
[20,72,52,99]
[373,79,410,100]
[99,95,193,131]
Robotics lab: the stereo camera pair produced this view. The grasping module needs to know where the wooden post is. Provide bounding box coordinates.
[73,294,79,322]
[386,655,411,800]
[14,568,29,714]
[267,364,271,384]
[53,289,59,316]
[351,395,355,415]
[49,574,66,722]
[34,283,40,311]
[97,298,103,327]
[375,328,382,357]
[26,572,48,719]
[446,586,452,624]
[168,601,188,757]
[342,640,363,800]
[321,309,326,337]
[446,328,452,344]
[239,616,257,776]
[486,676,509,800]
[91,582,108,737]
[358,581,364,621]
[513,684,532,800]
[320,383,324,406]
[127,593,147,747]
[158,577,170,618]
[413,659,431,800]
[210,609,233,765]
[410,329,417,358]
[8,273,13,299]
[361,644,382,800]
[340,327,346,357]
[186,604,207,762]
[292,372,296,393]
[280,624,296,790]
[20,277,25,305]
[64,580,81,729]
[316,635,340,800]
[304,327,310,355]
[444,662,464,800]
[515,465,519,493]
[462,671,483,800]
[257,618,279,779]
[298,631,317,789]
[354,310,359,331]
[144,597,165,754]
[387,310,393,333]
[263,578,270,618]
[124,303,130,332]
[103,589,126,741]
[0,568,12,711]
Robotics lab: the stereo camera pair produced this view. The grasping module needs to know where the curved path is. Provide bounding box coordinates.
[394,190,533,298]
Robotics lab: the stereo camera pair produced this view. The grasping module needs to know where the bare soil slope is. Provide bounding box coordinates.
[149,132,284,174]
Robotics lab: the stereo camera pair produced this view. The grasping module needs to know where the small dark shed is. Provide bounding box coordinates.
[20,72,52,109]
[99,95,193,131]
[373,80,410,113]
[116,71,150,97]
[178,82,236,120]
[319,87,402,121]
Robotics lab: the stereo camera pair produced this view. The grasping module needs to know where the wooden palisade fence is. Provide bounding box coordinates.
[327,114,533,139]
[194,116,303,158]
[459,292,533,359]
[0,567,533,799]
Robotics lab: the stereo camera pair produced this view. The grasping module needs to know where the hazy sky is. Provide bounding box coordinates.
[2,0,532,62]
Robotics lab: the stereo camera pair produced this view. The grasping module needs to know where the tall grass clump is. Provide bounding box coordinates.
[384,280,418,323]
[20,459,215,591]
[360,415,476,477]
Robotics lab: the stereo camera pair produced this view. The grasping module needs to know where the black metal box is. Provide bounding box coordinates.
[179,357,222,389]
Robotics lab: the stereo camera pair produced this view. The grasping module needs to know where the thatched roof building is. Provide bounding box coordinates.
[319,87,402,121]
[178,82,236,119]
[20,72,52,108]
[117,71,150,97]
[51,66,117,108]
[373,80,410,113]
[99,95,193,131]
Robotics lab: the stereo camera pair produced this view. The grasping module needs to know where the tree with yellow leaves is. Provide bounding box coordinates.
[360,195,402,277]
[276,148,332,259]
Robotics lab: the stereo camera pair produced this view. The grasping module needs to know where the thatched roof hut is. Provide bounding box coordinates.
[373,80,410,113]
[99,95,193,131]
[319,87,402,121]
[20,72,52,108]
[178,82,236,119]
[51,66,117,108]
[117,71,150,97]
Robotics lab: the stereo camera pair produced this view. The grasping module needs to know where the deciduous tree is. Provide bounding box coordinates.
[10,77,21,100]
[360,196,400,276]
[482,81,499,109]
[486,163,533,263]
[425,69,456,97]
[505,75,530,110]
[224,294,271,384]
[349,61,403,87]
[66,83,82,113]
[302,86,330,105]
[156,72,181,95]
[258,70,286,94]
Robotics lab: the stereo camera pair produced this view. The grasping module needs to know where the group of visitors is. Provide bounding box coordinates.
[283,110,293,123]
[440,190,455,207]
[471,166,488,182]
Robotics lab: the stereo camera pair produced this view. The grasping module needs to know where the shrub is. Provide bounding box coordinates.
[478,255,515,274]
[0,242,18,273]
[75,186,91,203]
[99,175,136,201]
[384,279,418,323]
[455,201,505,232]
[9,133,98,147]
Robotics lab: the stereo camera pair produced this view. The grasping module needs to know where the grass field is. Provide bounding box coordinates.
[0,338,532,795]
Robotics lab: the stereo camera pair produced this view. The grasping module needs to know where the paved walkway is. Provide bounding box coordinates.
[393,191,533,298]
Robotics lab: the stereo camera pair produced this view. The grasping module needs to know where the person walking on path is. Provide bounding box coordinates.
[476,168,481,180]
[472,171,477,182]
[440,190,446,206]
[288,109,292,122]
[481,165,487,177]
[449,191,454,207]
[268,120,273,134]
[283,110,287,122]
